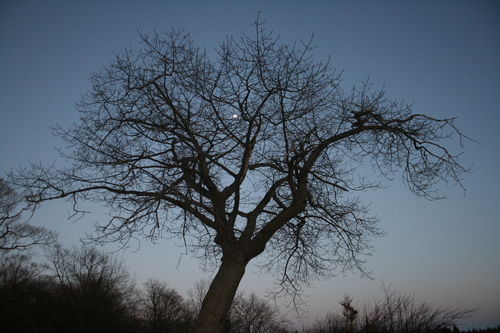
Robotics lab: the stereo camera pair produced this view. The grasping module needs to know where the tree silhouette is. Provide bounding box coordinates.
[140,278,190,332]
[10,17,471,333]
[0,252,53,332]
[340,294,358,333]
[187,278,211,321]
[46,244,137,332]
[230,292,290,333]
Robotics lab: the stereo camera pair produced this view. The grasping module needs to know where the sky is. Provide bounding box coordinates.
[1,0,499,329]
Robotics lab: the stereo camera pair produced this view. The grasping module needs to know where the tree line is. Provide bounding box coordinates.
[1,244,491,333]
[0,245,290,333]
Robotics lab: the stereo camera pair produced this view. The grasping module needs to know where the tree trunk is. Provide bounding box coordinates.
[195,251,248,333]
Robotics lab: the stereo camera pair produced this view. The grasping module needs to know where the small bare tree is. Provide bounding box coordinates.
[140,278,189,332]
[46,244,137,332]
[187,278,211,321]
[230,292,290,333]
[10,17,471,332]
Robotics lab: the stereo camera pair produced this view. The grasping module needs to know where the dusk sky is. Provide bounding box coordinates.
[1,1,499,329]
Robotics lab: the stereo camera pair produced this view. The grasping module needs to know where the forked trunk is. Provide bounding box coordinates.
[195,252,248,333]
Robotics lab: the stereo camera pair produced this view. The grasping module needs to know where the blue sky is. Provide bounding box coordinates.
[1,0,499,329]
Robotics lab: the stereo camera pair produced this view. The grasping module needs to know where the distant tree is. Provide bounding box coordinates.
[140,278,190,332]
[10,16,472,333]
[187,278,212,321]
[340,294,358,333]
[230,292,290,333]
[46,244,138,332]
[0,252,55,332]
[0,178,57,251]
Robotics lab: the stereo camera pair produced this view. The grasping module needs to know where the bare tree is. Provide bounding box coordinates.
[0,178,57,251]
[187,278,211,320]
[140,278,190,332]
[10,17,471,333]
[46,244,138,332]
[230,292,290,333]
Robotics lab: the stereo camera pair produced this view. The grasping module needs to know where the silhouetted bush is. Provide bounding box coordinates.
[304,284,477,333]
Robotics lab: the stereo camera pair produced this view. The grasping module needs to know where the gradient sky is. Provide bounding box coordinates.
[1,1,499,329]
